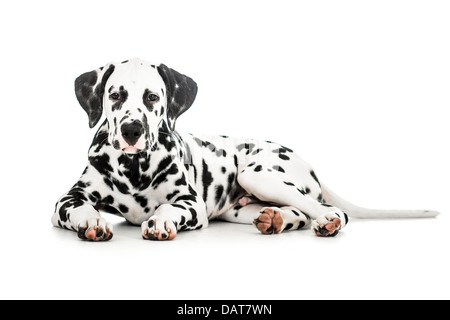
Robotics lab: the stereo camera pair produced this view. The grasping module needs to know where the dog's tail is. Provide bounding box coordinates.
[321,183,439,218]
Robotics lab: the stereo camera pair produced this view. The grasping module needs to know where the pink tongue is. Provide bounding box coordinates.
[123,146,139,153]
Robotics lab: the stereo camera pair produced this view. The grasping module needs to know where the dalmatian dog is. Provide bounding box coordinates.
[52,58,438,241]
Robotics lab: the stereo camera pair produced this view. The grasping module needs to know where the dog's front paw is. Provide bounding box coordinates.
[312,214,341,237]
[141,216,177,240]
[77,217,113,241]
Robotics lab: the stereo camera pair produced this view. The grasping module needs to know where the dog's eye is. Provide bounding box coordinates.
[147,93,159,102]
[110,92,121,100]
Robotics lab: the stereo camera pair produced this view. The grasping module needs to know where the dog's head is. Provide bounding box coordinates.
[75,58,197,154]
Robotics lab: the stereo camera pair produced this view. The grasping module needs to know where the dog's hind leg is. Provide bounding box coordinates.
[236,169,348,237]
[219,203,311,234]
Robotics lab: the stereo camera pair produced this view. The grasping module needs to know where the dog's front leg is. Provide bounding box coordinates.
[52,179,113,241]
[141,190,208,241]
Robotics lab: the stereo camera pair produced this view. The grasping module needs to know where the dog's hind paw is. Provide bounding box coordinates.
[253,207,284,234]
[312,214,341,237]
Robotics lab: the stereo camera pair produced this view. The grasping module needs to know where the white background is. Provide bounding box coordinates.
[1,0,449,300]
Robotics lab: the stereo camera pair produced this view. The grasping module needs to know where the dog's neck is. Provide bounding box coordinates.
[88,120,183,181]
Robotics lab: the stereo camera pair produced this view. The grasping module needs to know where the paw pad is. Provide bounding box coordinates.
[313,218,341,237]
[142,217,177,241]
[253,207,283,234]
[78,224,113,241]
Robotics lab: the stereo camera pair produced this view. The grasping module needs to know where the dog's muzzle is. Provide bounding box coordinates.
[120,120,144,153]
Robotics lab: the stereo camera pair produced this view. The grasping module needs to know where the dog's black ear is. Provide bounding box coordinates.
[157,63,198,131]
[74,64,115,128]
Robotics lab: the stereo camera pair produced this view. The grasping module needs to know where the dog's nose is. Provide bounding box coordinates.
[121,120,144,146]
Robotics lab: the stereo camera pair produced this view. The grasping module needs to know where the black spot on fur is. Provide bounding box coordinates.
[134,194,148,208]
[103,178,114,190]
[192,137,203,148]
[201,160,213,202]
[233,155,238,167]
[225,172,244,205]
[216,149,227,157]
[175,173,187,186]
[317,193,323,202]
[192,137,227,157]
[272,147,291,160]
[188,185,198,197]
[254,165,263,172]
[91,191,101,199]
[166,190,180,201]
[273,147,292,154]
[215,185,224,204]
[310,170,321,186]
[226,173,236,194]
[186,208,198,227]
[179,215,186,226]
[175,194,197,203]
[89,154,113,177]
[236,143,255,155]
[112,178,130,194]
[272,165,285,173]
[251,148,263,155]
[285,223,293,230]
